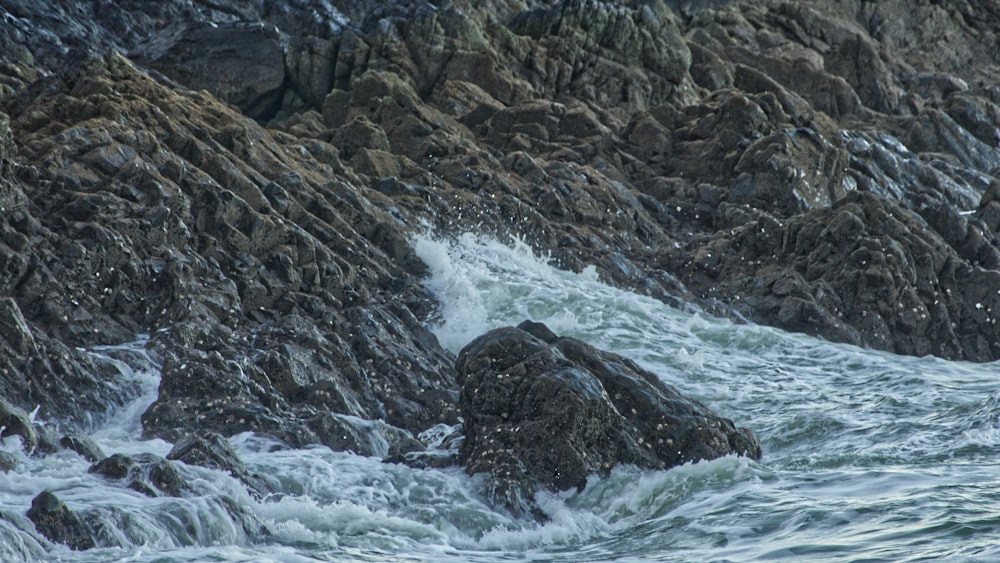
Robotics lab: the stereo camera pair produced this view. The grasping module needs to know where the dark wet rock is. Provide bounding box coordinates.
[89,453,187,498]
[0,294,131,429]
[26,491,96,551]
[456,321,760,519]
[385,423,464,469]
[142,303,457,445]
[32,426,63,457]
[0,398,36,453]
[166,431,270,498]
[25,489,157,551]
[508,0,692,113]
[136,22,286,122]
[889,108,1000,173]
[216,494,272,542]
[671,191,1000,361]
[60,433,105,463]
[307,411,419,458]
[1,0,1000,502]
[0,44,461,441]
[387,435,427,459]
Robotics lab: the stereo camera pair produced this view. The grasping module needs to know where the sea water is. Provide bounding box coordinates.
[2,232,1000,562]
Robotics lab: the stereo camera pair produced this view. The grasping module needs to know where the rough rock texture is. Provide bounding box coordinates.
[2,0,1000,524]
[457,321,760,519]
[38,461,268,551]
[26,492,96,551]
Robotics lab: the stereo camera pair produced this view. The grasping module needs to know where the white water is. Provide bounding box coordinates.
[3,232,1000,561]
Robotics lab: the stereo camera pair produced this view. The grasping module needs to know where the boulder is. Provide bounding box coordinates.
[26,491,96,551]
[0,398,36,453]
[456,321,760,519]
[89,453,187,498]
[59,433,106,463]
[671,191,1000,361]
[166,431,270,498]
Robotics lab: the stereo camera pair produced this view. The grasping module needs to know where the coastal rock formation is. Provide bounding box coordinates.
[137,22,287,121]
[457,321,760,519]
[2,0,1000,525]
[670,190,1000,360]
[36,464,269,551]
[2,48,458,443]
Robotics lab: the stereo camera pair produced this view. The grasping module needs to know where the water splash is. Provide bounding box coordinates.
[4,234,1000,561]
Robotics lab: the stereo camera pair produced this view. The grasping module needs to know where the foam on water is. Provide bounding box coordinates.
[4,233,1000,561]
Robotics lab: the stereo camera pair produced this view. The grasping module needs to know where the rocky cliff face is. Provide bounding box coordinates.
[2,0,1000,521]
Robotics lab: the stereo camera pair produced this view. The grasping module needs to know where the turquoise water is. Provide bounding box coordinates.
[2,233,1000,562]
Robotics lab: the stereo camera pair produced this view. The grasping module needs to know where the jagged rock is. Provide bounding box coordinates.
[672,190,1000,361]
[1,0,1000,495]
[457,321,760,519]
[730,125,851,215]
[0,297,35,355]
[508,0,692,113]
[899,108,1000,172]
[142,302,457,444]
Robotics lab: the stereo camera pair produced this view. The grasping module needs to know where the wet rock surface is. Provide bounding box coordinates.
[89,453,187,498]
[1,0,1000,523]
[27,491,96,551]
[457,320,760,519]
[166,431,271,498]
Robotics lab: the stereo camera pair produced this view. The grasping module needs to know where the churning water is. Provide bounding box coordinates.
[3,232,1000,562]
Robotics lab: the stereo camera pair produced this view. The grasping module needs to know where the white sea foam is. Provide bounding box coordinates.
[5,233,1000,562]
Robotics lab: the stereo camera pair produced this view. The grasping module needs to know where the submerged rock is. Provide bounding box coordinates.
[89,453,187,498]
[457,321,760,519]
[166,431,270,498]
[0,451,17,472]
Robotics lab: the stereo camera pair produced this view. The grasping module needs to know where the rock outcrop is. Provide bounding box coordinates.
[457,321,760,519]
[2,0,1000,526]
